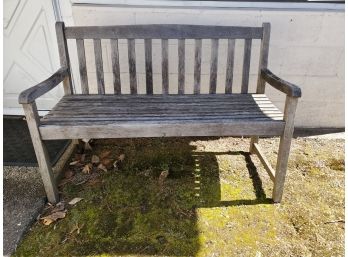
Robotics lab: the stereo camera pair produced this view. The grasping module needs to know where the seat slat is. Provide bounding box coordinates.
[193,39,202,94]
[162,39,169,94]
[110,39,121,94]
[93,39,105,94]
[128,39,137,94]
[42,94,283,122]
[225,39,235,94]
[144,39,153,94]
[40,93,284,140]
[178,39,185,94]
[209,39,219,94]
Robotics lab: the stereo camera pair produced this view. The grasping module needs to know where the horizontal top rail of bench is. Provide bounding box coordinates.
[65,24,264,39]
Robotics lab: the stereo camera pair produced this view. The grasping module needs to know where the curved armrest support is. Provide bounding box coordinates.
[261,68,302,98]
[18,67,69,104]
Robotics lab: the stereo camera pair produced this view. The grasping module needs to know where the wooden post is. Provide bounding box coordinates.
[55,22,73,95]
[272,96,298,203]
[250,22,270,153]
[23,102,59,203]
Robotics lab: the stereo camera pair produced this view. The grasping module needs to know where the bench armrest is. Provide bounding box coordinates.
[18,67,69,104]
[261,68,302,98]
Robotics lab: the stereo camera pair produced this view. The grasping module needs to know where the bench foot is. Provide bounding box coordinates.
[23,103,59,204]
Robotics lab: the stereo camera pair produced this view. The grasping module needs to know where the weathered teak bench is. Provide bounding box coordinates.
[19,22,301,204]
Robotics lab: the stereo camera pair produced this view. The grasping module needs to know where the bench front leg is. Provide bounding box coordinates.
[272,96,298,203]
[23,102,59,204]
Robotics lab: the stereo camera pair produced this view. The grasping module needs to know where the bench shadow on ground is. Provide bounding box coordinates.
[62,138,273,256]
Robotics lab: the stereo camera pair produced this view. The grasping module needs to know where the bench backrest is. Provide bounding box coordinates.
[56,22,270,95]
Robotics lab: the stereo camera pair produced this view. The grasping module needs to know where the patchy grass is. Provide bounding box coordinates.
[14,137,344,257]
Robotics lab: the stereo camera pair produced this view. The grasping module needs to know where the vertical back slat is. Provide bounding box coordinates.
[161,39,169,94]
[76,39,89,94]
[144,39,153,94]
[110,39,121,94]
[209,39,219,94]
[178,39,185,94]
[225,39,236,94]
[241,39,252,94]
[55,22,73,94]
[257,23,271,94]
[128,39,137,94]
[193,39,202,94]
[93,39,105,94]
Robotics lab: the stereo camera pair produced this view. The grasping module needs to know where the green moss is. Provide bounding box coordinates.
[13,137,344,257]
[327,158,345,171]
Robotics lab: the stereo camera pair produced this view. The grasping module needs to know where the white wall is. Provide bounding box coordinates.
[68,4,344,128]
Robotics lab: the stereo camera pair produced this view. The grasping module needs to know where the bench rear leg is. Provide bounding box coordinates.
[249,136,258,153]
[23,103,59,204]
[272,96,298,203]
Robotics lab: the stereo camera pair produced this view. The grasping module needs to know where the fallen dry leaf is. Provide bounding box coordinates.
[69,161,79,166]
[68,197,83,205]
[82,163,92,174]
[91,155,100,164]
[118,154,125,161]
[99,150,111,159]
[97,163,107,172]
[158,170,169,186]
[50,202,65,214]
[113,154,126,170]
[41,211,66,226]
[101,158,113,169]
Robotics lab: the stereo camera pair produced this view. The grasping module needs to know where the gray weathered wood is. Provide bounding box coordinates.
[241,39,252,94]
[93,39,105,94]
[40,94,285,134]
[76,39,89,94]
[273,96,298,203]
[250,23,269,153]
[18,67,69,104]
[55,22,73,94]
[128,39,137,94]
[256,22,271,94]
[23,103,59,203]
[20,22,303,204]
[65,24,263,39]
[110,39,121,94]
[252,143,275,182]
[162,39,169,94]
[40,121,284,140]
[261,69,302,97]
[144,39,153,94]
[225,39,235,94]
[209,39,219,94]
[178,39,185,94]
[193,39,202,94]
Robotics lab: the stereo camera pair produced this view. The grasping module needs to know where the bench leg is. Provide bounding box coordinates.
[23,103,59,204]
[249,136,258,153]
[272,96,298,203]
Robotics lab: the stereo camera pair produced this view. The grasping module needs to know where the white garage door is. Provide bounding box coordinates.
[4,0,64,115]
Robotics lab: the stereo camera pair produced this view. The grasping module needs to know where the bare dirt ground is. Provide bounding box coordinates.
[13,137,344,257]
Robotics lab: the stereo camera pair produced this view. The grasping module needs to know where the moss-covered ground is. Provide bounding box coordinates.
[13,137,344,256]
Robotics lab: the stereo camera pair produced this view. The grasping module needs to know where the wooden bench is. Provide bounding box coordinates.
[19,22,301,204]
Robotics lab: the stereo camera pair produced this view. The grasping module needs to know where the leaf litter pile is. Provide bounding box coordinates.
[14,137,344,257]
